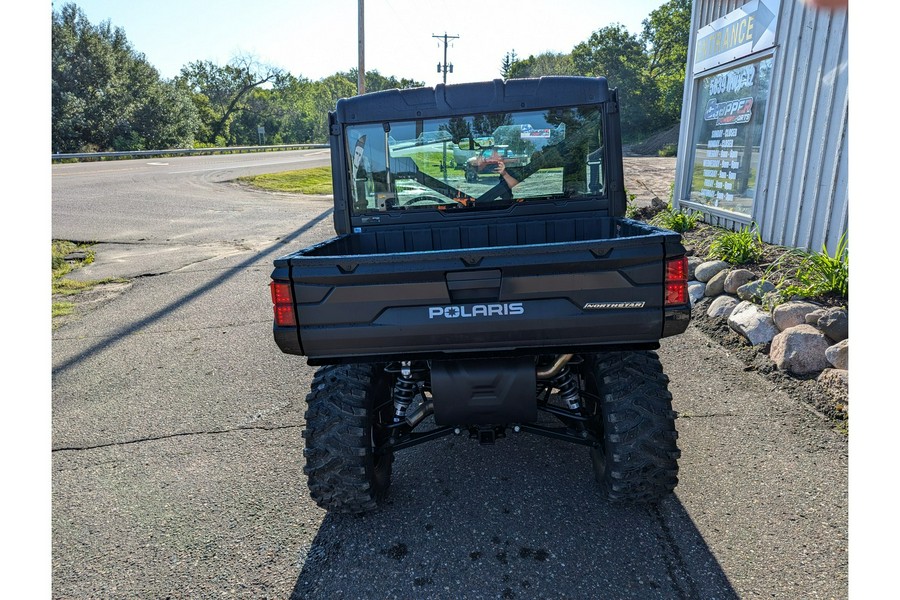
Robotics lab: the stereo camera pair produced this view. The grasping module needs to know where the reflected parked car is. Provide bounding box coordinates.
[464,146,529,182]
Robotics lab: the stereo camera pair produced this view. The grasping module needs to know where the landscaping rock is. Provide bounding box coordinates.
[704,270,729,297]
[804,308,826,325]
[687,256,704,280]
[724,269,755,294]
[825,339,849,370]
[817,368,849,408]
[816,307,848,342]
[769,324,833,375]
[694,260,730,283]
[707,295,740,319]
[728,300,779,346]
[688,281,706,305]
[736,280,776,302]
[772,301,821,332]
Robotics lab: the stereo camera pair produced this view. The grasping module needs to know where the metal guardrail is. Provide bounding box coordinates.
[51,143,329,161]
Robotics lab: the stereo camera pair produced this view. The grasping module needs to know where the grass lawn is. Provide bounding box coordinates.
[239,166,334,194]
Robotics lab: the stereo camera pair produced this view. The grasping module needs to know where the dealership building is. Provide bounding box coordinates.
[672,0,848,254]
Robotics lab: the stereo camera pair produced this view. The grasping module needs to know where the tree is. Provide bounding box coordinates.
[500,50,518,80]
[572,24,654,138]
[308,75,357,142]
[641,0,692,125]
[177,56,283,145]
[52,3,198,152]
[506,52,576,79]
[342,69,423,93]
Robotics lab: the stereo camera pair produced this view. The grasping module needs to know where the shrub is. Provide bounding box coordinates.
[780,234,848,300]
[658,143,677,157]
[707,225,764,264]
[624,188,640,218]
[651,204,702,233]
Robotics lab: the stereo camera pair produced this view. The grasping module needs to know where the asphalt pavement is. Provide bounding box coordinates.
[50,152,848,599]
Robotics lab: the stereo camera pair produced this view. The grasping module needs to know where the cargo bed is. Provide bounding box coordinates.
[272,215,688,363]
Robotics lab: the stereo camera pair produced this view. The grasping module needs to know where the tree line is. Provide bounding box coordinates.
[52,1,690,154]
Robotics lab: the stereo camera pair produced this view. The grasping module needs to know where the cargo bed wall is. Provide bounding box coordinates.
[305,216,654,256]
[277,216,682,363]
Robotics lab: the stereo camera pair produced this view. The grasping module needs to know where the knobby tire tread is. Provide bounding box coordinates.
[588,351,680,503]
[302,363,393,514]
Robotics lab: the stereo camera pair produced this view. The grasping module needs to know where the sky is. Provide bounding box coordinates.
[62,0,671,85]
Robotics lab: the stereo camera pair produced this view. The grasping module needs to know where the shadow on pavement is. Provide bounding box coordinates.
[51,209,332,377]
[290,428,737,600]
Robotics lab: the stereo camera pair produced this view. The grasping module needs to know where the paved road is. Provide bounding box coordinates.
[51,153,847,599]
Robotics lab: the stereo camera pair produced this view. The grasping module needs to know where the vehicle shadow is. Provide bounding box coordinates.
[290,427,738,600]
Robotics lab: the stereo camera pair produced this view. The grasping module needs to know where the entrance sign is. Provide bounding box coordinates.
[694,0,780,73]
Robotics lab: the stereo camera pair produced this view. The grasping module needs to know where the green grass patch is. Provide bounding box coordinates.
[239,166,334,194]
[52,302,75,317]
[52,240,94,283]
[52,240,122,323]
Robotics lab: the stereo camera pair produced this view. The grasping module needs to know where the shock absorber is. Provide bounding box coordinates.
[392,361,419,424]
[550,366,581,412]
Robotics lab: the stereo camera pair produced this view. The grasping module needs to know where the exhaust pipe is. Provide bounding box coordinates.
[536,354,574,379]
[405,400,434,429]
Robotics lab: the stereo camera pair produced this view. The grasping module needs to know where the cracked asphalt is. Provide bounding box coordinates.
[51,152,847,599]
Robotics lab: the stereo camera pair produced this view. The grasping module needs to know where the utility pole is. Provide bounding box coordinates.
[433,32,459,84]
[358,0,365,95]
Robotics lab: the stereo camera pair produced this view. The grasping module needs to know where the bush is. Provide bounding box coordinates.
[780,234,848,300]
[651,204,701,233]
[707,225,764,264]
[658,143,677,157]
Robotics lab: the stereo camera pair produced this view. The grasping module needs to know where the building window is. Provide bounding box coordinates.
[688,55,773,216]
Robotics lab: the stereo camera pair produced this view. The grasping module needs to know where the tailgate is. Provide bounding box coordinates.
[275,232,684,363]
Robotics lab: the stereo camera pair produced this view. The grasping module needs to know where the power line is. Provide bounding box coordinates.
[432,32,459,84]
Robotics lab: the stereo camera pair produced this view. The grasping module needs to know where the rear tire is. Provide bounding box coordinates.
[302,363,394,513]
[583,351,680,503]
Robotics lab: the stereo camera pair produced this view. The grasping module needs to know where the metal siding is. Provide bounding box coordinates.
[755,0,798,244]
[675,0,849,254]
[785,5,822,249]
[807,11,848,252]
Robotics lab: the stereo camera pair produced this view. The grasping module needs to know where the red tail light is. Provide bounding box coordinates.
[665,256,688,306]
[270,281,296,327]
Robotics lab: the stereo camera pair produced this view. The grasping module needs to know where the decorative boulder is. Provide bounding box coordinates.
[704,269,729,297]
[772,301,821,332]
[816,307,849,342]
[687,256,704,280]
[825,339,849,370]
[769,324,833,375]
[694,260,730,283]
[724,269,755,294]
[688,281,706,305]
[817,368,849,406]
[707,295,740,319]
[736,280,776,303]
[805,308,827,325]
[728,300,779,346]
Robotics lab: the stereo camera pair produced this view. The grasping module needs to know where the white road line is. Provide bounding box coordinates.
[167,153,329,175]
